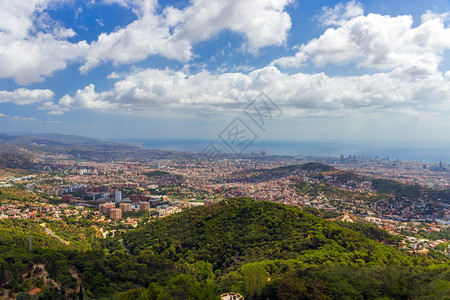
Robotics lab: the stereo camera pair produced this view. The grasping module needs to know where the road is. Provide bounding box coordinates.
[40,223,70,245]
[26,178,43,192]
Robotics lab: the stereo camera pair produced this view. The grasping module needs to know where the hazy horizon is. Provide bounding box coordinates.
[3,129,450,163]
[1,0,450,149]
[111,137,450,164]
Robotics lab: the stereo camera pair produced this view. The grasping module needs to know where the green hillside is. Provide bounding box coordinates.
[123,198,403,269]
[0,198,448,299]
[372,178,450,204]
[118,198,449,299]
[269,162,336,173]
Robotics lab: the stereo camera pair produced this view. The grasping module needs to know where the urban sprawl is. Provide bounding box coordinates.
[1,151,449,256]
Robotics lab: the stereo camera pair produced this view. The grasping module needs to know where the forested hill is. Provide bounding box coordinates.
[371,178,450,204]
[1,198,448,299]
[117,198,449,299]
[123,197,402,269]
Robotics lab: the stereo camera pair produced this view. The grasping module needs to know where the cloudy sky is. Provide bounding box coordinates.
[1,0,450,146]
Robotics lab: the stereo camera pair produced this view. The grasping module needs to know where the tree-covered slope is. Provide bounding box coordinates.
[118,198,448,299]
[0,198,448,299]
[372,178,450,204]
[123,198,405,270]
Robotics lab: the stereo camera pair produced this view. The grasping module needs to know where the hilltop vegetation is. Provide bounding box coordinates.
[269,162,336,173]
[372,178,450,204]
[0,219,101,252]
[144,170,170,178]
[221,162,337,183]
[261,162,450,206]
[123,198,403,269]
[116,198,448,299]
[0,187,40,203]
[0,219,71,250]
[294,180,389,202]
[0,198,448,299]
[229,162,450,206]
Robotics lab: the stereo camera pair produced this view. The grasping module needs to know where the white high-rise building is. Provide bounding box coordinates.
[115,191,122,202]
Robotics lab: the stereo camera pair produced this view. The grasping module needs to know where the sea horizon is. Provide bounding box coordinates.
[113,138,450,164]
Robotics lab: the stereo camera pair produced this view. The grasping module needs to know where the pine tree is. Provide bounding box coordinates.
[78,283,84,300]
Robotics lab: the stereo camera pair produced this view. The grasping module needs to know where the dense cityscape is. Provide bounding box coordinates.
[1,141,449,260]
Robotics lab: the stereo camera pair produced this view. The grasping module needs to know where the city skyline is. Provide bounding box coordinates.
[1,0,450,146]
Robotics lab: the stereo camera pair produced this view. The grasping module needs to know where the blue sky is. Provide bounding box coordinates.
[1,0,450,147]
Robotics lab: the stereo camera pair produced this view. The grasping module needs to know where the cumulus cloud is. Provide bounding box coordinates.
[167,0,293,51]
[0,0,88,84]
[42,85,119,115]
[0,88,54,105]
[1,0,294,81]
[271,50,308,68]
[318,0,364,26]
[0,35,88,84]
[273,2,450,77]
[81,0,293,72]
[80,7,182,72]
[303,12,450,74]
[42,66,450,117]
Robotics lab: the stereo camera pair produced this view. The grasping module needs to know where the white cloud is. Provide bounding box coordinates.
[303,12,450,73]
[271,50,308,68]
[318,0,364,26]
[43,85,119,114]
[107,72,122,79]
[1,0,294,81]
[12,116,38,121]
[0,35,89,84]
[0,0,88,84]
[39,101,67,115]
[43,66,450,117]
[274,4,450,77]
[80,9,182,73]
[167,0,293,51]
[0,88,54,105]
[81,0,293,72]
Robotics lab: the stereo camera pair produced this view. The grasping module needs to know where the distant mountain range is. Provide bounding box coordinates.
[0,132,137,151]
[0,132,147,161]
[0,132,202,162]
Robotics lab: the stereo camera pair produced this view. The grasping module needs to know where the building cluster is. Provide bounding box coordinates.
[363,216,450,254]
[96,197,183,221]
[98,202,122,220]
[0,202,87,220]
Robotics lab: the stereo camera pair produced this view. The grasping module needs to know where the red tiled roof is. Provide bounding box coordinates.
[29,288,42,295]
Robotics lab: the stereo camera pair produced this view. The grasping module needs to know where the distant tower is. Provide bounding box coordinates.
[29,233,32,252]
